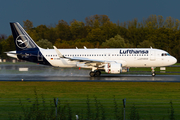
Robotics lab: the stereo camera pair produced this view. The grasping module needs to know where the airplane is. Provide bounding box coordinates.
[6,22,177,77]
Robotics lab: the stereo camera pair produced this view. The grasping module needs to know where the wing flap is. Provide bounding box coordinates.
[69,57,105,63]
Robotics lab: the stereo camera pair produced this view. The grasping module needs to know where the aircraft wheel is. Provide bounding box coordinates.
[152,72,156,77]
[89,71,95,77]
[95,70,101,76]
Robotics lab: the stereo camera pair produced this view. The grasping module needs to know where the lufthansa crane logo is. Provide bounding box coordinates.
[16,35,29,49]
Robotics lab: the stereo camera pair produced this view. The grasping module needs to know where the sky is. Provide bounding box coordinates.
[1,0,180,36]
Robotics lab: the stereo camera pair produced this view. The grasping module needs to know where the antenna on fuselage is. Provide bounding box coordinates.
[76,47,78,49]
[150,46,152,49]
[84,46,87,49]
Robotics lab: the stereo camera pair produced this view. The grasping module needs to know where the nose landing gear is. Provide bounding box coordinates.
[151,67,156,77]
[152,72,156,77]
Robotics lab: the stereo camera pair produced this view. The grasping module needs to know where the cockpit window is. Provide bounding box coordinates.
[161,53,170,56]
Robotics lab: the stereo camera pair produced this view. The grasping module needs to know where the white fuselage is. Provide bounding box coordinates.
[39,48,177,68]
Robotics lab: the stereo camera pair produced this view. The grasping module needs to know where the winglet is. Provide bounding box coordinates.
[53,46,64,58]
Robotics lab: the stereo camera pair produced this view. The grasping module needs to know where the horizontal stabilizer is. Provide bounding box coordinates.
[5,51,37,57]
[5,51,17,59]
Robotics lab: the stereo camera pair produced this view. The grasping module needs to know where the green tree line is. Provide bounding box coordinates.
[0,14,180,62]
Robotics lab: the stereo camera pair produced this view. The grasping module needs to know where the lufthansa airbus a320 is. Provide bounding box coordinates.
[6,22,177,77]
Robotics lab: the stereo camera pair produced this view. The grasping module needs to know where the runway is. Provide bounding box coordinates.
[0,74,180,82]
[0,64,180,82]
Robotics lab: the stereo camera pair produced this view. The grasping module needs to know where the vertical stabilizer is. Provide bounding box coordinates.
[10,22,39,51]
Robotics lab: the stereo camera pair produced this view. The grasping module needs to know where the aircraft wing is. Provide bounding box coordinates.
[66,57,106,63]
[53,46,112,65]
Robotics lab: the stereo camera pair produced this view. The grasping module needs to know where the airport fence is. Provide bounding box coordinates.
[0,97,180,120]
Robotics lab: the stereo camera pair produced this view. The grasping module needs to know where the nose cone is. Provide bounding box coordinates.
[171,57,177,65]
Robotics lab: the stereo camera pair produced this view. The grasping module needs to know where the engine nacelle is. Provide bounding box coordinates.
[104,63,122,74]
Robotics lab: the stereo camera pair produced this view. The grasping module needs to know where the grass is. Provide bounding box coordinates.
[0,82,180,119]
[0,82,180,99]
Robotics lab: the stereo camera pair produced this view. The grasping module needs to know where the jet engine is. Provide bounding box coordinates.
[104,63,122,74]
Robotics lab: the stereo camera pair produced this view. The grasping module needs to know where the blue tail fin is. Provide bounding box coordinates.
[10,22,39,51]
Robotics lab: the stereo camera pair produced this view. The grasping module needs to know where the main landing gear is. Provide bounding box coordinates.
[151,67,156,77]
[89,70,101,77]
